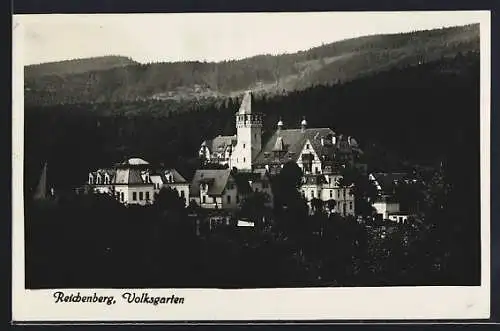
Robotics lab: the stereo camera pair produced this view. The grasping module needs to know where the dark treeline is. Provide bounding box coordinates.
[24,24,478,106]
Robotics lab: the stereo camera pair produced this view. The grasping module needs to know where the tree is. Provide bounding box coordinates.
[155,187,185,213]
[310,198,324,214]
[239,191,271,228]
[338,166,378,217]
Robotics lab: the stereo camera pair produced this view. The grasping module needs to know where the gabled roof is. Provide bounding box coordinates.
[371,172,407,196]
[203,135,237,153]
[253,128,335,165]
[190,169,232,196]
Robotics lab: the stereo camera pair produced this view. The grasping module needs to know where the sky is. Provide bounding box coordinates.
[16,11,485,65]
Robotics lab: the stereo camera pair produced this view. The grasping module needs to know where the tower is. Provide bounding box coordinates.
[231,91,263,171]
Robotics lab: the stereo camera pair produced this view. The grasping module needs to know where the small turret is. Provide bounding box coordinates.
[277,118,284,132]
[300,117,307,133]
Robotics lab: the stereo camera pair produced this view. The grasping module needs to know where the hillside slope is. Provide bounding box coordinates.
[25,55,138,79]
[24,24,479,106]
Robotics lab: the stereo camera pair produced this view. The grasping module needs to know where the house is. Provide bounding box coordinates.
[150,168,190,207]
[86,157,189,207]
[197,90,365,214]
[199,135,237,167]
[300,173,355,216]
[369,172,409,221]
[189,169,240,210]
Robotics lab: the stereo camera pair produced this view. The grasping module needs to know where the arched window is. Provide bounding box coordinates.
[88,175,94,184]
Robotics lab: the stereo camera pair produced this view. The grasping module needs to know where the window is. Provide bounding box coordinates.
[311,190,314,198]
[120,192,124,202]
[243,143,246,149]
[315,167,319,174]
[306,144,310,149]
[133,192,137,201]
[139,192,144,201]
[330,190,333,198]
[243,157,246,163]
[236,195,240,203]
[89,176,93,184]
[146,192,150,201]
[227,195,231,203]
[202,196,206,203]
[254,133,257,139]
[349,202,353,210]
[180,190,185,198]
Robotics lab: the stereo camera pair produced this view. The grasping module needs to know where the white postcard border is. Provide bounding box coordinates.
[12,11,491,322]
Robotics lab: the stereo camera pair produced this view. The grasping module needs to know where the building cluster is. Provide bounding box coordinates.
[84,91,411,222]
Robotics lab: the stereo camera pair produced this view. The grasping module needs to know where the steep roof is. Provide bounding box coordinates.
[190,169,232,196]
[115,168,147,185]
[238,91,252,114]
[150,168,188,184]
[371,172,407,196]
[204,135,237,153]
[253,128,335,165]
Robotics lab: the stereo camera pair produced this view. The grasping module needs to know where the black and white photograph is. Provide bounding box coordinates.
[12,11,490,321]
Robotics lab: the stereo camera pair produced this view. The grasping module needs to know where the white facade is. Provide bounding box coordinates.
[301,183,355,216]
[297,139,323,174]
[373,201,400,219]
[230,92,262,171]
[115,184,155,206]
[388,213,409,223]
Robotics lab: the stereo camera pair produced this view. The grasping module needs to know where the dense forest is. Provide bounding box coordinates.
[24,24,479,105]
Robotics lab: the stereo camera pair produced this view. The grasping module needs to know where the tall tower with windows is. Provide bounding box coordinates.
[230,91,263,171]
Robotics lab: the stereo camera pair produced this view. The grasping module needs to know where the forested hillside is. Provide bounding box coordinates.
[25,56,137,79]
[24,24,479,106]
[25,51,479,196]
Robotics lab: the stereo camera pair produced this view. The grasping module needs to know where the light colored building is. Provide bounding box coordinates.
[198,91,262,172]
[388,212,410,224]
[86,158,189,207]
[370,172,409,221]
[189,169,240,210]
[300,173,355,216]
[198,90,365,215]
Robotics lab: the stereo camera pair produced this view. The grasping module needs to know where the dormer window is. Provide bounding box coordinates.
[306,144,310,149]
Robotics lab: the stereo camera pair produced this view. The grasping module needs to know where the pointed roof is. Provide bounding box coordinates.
[190,169,232,196]
[273,136,286,152]
[238,91,252,114]
[254,128,335,165]
[33,162,48,200]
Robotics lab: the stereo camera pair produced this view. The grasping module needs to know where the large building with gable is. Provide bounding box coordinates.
[198,91,364,216]
[86,158,190,206]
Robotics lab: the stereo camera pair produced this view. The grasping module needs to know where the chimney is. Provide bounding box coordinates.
[301,117,307,133]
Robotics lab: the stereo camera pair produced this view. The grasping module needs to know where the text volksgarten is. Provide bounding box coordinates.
[53,291,185,306]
